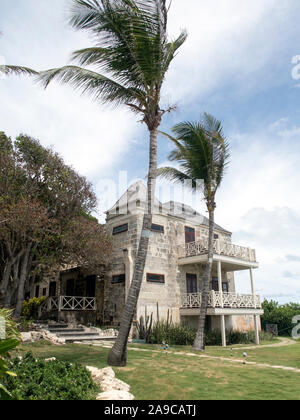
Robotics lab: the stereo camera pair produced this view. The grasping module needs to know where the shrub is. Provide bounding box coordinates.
[6,353,98,400]
[22,297,46,320]
[148,322,274,347]
[150,322,197,346]
[204,330,275,346]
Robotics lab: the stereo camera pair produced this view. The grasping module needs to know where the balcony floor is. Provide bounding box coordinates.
[180,307,264,316]
[178,253,259,271]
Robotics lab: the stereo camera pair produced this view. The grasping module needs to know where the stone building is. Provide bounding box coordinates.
[34,181,263,346]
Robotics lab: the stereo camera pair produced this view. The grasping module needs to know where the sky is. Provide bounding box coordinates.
[1,0,300,303]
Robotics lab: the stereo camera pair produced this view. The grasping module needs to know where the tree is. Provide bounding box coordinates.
[261,299,300,336]
[158,114,230,351]
[0,132,111,317]
[37,0,187,366]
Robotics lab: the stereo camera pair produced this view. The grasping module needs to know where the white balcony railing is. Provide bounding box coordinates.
[181,291,261,309]
[178,239,257,263]
[39,296,96,316]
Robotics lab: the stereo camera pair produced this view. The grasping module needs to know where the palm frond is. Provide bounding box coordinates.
[39,0,186,122]
[0,65,38,76]
[38,65,143,105]
[159,114,230,198]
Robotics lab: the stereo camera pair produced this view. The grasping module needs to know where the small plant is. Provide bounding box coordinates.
[22,297,46,320]
[6,353,98,400]
[136,307,153,343]
[0,309,20,400]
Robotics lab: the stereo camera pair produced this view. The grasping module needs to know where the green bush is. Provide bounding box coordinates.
[148,322,274,347]
[150,322,197,346]
[22,297,46,320]
[6,353,98,400]
[204,329,274,346]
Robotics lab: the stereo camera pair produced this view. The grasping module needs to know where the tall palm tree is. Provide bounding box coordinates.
[158,113,230,351]
[37,0,186,366]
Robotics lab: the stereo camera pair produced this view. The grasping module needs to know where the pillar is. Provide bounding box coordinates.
[221,315,226,347]
[218,260,223,308]
[250,268,260,345]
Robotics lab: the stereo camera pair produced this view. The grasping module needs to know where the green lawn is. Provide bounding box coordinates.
[14,340,300,400]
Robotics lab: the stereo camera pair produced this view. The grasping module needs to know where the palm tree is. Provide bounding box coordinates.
[37,0,187,366]
[158,113,230,351]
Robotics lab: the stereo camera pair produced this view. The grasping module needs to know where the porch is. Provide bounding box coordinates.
[39,296,97,317]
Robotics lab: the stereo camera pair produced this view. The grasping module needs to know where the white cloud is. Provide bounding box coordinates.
[164,0,299,105]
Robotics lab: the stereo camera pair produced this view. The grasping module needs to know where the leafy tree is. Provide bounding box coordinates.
[261,299,300,336]
[38,0,186,366]
[158,114,230,351]
[0,132,112,317]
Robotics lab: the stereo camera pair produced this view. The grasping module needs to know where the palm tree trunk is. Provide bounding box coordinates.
[193,206,215,351]
[108,128,158,367]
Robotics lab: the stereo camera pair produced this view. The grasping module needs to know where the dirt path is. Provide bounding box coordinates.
[236,337,296,350]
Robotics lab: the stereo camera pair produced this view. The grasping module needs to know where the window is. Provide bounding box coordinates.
[186,274,198,294]
[86,276,96,297]
[49,282,57,297]
[112,274,126,284]
[212,278,229,293]
[147,273,165,284]
[113,224,128,235]
[151,224,164,233]
[185,227,195,244]
[222,282,229,293]
[42,288,47,297]
[214,234,219,240]
[212,278,219,292]
[35,286,40,298]
[66,279,75,296]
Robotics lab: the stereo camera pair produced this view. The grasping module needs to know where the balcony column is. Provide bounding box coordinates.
[217,260,223,308]
[250,268,260,345]
[221,315,227,347]
[218,260,226,347]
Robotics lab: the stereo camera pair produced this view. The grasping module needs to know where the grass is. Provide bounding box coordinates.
[14,340,300,400]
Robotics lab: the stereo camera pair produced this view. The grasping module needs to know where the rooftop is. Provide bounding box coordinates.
[106,181,230,235]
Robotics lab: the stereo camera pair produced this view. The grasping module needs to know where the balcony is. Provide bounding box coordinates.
[177,239,258,270]
[181,291,262,310]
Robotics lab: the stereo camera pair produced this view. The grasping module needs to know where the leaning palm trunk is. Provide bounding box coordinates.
[193,206,215,351]
[108,128,158,366]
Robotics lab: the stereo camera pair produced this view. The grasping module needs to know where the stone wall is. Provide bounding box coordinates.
[105,210,235,327]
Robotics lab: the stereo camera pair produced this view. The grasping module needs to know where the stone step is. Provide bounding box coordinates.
[49,328,85,334]
[57,332,100,338]
[48,324,69,329]
[65,335,116,343]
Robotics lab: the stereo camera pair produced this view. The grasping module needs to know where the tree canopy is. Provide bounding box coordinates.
[0,132,111,315]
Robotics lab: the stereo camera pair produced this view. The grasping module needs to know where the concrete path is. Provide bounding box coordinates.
[83,337,300,374]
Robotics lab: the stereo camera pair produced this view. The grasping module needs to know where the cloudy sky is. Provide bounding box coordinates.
[1,0,300,303]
